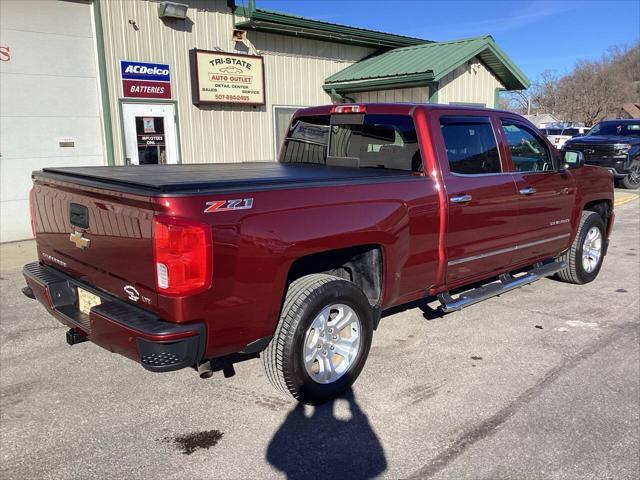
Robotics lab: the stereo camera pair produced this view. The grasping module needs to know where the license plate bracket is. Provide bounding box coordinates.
[77,287,101,315]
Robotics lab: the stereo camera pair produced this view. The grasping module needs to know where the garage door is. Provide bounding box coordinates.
[0,0,104,242]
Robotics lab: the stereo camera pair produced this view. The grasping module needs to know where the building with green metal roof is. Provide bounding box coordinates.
[1,0,531,241]
[234,2,529,107]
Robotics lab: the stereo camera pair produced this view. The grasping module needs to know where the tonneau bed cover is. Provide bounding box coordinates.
[38,162,412,195]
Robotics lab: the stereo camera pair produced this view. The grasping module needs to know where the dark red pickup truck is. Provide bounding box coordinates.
[23,104,614,404]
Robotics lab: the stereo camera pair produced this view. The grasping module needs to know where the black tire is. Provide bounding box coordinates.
[263,274,374,404]
[619,159,640,189]
[556,211,606,284]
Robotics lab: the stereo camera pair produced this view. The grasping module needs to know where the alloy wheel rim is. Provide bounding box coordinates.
[582,226,602,273]
[302,304,361,384]
[629,165,640,185]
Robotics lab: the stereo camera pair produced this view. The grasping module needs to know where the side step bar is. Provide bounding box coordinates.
[437,261,566,313]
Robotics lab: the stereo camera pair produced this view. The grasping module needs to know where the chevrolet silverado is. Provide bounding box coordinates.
[23,104,614,404]
[563,118,640,189]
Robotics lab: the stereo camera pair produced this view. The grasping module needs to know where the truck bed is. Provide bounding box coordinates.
[38,162,412,195]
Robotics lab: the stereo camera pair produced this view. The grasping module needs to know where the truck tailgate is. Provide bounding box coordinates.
[31,177,158,309]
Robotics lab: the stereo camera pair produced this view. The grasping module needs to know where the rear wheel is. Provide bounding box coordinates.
[619,159,640,189]
[556,211,606,284]
[263,274,373,404]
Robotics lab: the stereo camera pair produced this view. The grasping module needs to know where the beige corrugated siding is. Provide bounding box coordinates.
[352,86,429,103]
[438,57,503,107]
[99,0,374,164]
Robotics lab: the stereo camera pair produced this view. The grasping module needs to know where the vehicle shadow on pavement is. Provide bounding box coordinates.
[382,298,446,321]
[266,389,387,480]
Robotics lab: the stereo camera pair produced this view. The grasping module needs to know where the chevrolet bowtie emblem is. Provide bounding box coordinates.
[69,231,90,249]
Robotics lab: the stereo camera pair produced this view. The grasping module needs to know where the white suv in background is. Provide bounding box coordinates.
[541,126,590,149]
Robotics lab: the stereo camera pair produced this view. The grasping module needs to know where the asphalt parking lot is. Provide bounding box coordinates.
[1,192,638,480]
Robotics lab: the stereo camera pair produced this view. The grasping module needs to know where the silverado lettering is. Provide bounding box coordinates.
[22,103,614,404]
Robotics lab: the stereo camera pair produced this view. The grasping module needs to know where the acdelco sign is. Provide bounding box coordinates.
[120,60,171,99]
[125,64,169,76]
[121,60,170,82]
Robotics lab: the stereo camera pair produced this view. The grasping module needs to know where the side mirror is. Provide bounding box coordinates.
[562,150,585,170]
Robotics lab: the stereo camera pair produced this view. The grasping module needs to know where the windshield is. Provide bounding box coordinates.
[562,128,579,136]
[543,129,563,136]
[586,122,640,137]
[281,114,422,173]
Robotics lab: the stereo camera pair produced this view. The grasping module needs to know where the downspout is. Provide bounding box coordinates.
[428,82,439,104]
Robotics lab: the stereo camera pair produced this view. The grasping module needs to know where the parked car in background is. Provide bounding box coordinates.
[22,104,614,404]
[541,126,590,150]
[563,119,640,189]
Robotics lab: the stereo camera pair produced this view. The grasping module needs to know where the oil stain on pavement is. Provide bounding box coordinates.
[164,430,224,455]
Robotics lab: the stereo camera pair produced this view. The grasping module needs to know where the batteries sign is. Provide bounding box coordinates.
[120,60,172,99]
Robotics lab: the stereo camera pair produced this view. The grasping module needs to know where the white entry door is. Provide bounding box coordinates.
[122,103,179,165]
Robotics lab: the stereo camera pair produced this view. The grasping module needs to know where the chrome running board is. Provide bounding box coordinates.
[437,260,566,313]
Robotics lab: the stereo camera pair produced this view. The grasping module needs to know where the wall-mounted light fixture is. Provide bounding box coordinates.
[158,2,189,20]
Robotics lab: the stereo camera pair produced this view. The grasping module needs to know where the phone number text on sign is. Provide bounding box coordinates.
[215,94,250,101]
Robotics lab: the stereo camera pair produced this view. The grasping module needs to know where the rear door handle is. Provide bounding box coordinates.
[450,194,473,204]
[519,187,537,195]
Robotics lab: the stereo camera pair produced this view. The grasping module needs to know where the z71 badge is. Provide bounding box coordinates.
[204,198,253,213]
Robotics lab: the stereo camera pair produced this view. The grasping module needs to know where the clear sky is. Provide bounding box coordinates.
[254,0,640,82]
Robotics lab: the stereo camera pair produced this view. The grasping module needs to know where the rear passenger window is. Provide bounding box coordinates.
[502,121,554,172]
[440,116,501,174]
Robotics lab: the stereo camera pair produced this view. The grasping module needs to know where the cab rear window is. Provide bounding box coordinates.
[281,114,422,173]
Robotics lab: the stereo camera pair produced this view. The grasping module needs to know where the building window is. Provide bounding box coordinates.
[273,106,304,159]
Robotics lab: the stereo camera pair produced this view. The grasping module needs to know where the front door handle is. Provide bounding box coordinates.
[519,187,537,195]
[451,194,473,204]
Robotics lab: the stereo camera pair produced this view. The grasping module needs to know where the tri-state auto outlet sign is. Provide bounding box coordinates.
[193,50,265,105]
[120,60,172,99]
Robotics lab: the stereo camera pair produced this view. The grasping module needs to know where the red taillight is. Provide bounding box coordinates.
[152,216,212,296]
[29,188,37,237]
[331,104,366,114]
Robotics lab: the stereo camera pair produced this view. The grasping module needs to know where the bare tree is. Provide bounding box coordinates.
[499,43,640,126]
[501,90,531,114]
[531,70,561,115]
